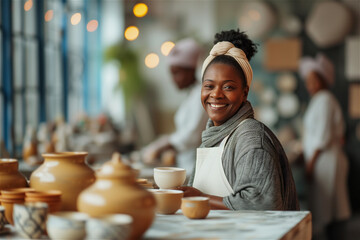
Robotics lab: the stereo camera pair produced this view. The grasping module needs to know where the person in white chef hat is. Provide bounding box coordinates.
[299,53,351,240]
[141,38,208,175]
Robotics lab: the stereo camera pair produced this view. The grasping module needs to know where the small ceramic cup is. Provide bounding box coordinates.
[153,167,186,189]
[86,214,133,240]
[13,202,48,239]
[0,206,6,231]
[46,211,89,240]
[181,197,210,219]
[149,189,184,214]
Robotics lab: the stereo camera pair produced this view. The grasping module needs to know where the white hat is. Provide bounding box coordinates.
[167,38,202,68]
[299,53,335,86]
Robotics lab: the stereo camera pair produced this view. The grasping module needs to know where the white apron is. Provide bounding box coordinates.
[193,121,246,197]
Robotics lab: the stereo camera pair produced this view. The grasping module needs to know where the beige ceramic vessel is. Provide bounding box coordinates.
[29,152,95,211]
[153,167,186,189]
[149,189,183,214]
[181,196,210,219]
[0,159,28,191]
[77,153,156,240]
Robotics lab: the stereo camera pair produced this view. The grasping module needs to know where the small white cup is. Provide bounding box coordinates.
[153,167,186,189]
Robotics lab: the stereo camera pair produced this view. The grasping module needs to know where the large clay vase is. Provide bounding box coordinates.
[30,152,95,211]
[0,159,28,191]
[77,153,156,240]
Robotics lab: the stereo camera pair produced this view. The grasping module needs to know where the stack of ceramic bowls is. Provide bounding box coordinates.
[0,188,35,224]
[25,190,62,213]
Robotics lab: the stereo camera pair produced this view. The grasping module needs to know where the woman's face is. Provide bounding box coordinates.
[201,63,248,126]
[305,71,322,97]
[170,66,196,89]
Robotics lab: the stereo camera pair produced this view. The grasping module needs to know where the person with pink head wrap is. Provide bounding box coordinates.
[141,38,208,175]
[299,53,351,240]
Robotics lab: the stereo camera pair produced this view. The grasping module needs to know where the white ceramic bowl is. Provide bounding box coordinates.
[86,214,133,240]
[153,167,186,189]
[46,211,89,240]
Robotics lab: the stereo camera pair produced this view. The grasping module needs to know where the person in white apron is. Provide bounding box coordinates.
[178,29,299,211]
[141,38,208,175]
[299,53,351,239]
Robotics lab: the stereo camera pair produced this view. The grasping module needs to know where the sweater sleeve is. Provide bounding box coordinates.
[223,148,284,210]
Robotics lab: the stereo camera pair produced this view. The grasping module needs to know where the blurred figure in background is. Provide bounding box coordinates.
[299,53,351,240]
[142,38,208,175]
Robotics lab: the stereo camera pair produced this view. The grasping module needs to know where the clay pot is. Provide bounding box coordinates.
[77,153,156,240]
[29,152,95,211]
[0,159,29,191]
[181,197,210,219]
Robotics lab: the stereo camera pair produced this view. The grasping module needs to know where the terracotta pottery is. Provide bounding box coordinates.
[0,197,24,225]
[149,189,183,214]
[29,152,95,211]
[77,153,156,240]
[0,159,29,191]
[25,190,62,213]
[181,196,210,219]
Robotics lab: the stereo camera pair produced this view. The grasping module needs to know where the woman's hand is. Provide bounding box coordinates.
[176,186,205,197]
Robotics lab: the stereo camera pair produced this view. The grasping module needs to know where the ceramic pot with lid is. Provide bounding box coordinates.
[0,159,28,191]
[29,152,95,211]
[77,152,156,240]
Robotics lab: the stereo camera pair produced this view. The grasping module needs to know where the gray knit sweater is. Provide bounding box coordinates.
[189,101,299,211]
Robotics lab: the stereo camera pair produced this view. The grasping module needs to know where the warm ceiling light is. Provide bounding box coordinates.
[71,13,82,25]
[44,10,54,22]
[145,53,159,68]
[87,20,98,32]
[133,3,148,18]
[124,26,139,41]
[161,41,175,56]
[24,0,33,11]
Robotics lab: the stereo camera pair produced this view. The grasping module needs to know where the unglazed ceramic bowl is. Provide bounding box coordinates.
[13,202,48,239]
[86,214,133,240]
[47,211,89,240]
[149,189,183,214]
[181,197,210,219]
[153,167,186,189]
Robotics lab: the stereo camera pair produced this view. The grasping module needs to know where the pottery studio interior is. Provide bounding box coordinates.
[1,0,360,240]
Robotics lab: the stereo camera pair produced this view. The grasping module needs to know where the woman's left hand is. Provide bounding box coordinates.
[176,186,205,197]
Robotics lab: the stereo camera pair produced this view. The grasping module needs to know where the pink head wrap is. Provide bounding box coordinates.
[299,53,335,86]
[167,38,202,68]
[201,41,253,88]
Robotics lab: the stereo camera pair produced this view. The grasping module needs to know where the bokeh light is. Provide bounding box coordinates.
[145,53,160,68]
[24,0,33,11]
[133,3,148,18]
[161,41,175,56]
[71,13,82,25]
[87,20,98,32]
[44,10,54,22]
[124,26,139,41]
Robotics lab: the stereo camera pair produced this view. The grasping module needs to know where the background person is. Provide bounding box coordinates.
[142,38,208,175]
[178,29,299,211]
[299,53,351,240]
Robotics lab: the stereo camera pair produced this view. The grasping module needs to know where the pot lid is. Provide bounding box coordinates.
[96,152,135,179]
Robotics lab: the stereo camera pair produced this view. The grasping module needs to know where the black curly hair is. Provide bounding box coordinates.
[203,29,258,88]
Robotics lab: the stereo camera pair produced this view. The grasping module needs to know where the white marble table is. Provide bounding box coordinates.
[144,210,312,240]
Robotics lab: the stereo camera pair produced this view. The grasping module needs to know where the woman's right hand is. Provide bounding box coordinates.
[176,186,205,198]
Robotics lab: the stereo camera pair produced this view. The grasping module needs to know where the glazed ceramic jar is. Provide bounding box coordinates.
[29,152,95,211]
[0,159,28,191]
[77,153,156,240]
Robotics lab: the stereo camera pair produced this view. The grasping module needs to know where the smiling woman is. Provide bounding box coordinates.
[177,29,299,211]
